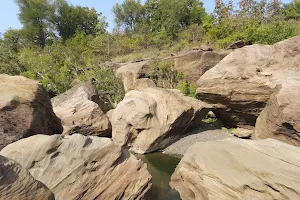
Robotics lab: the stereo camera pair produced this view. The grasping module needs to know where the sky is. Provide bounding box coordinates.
[0,0,291,35]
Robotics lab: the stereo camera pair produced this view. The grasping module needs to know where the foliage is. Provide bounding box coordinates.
[202,118,217,124]
[178,81,197,98]
[15,0,55,47]
[282,0,300,20]
[113,0,144,32]
[147,59,183,89]
[54,0,107,40]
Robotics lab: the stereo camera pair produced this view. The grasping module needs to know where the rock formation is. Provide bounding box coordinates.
[174,50,228,84]
[253,79,300,146]
[112,87,210,154]
[0,155,55,200]
[196,36,300,128]
[51,83,111,137]
[170,138,300,200]
[0,74,63,150]
[116,61,156,92]
[1,134,152,200]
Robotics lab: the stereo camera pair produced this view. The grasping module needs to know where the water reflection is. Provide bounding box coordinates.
[136,153,181,200]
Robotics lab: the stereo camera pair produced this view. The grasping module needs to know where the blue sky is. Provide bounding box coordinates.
[0,0,291,34]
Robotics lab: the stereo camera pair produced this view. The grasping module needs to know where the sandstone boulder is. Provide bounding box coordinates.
[116,61,156,92]
[253,80,300,146]
[174,50,228,84]
[0,155,54,200]
[170,138,300,200]
[112,87,210,154]
[231,128,253,138]
[196,36,300,128]
[0,74,63,150]
[1,134,152,200]
[51,83,111,137]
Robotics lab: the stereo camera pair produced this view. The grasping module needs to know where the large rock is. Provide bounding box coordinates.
[174,50,228,85]
[170,138,300,200]
[196,36,300,128]
[0,155,54,200]
[253,80,300,146]
[51,83,111,137]
[116,61,156,92]
[0,134,152,200]
[0,74,63,150]
[112,87,210,154]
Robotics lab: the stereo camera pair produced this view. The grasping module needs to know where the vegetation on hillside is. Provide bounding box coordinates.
[0,0,299,103]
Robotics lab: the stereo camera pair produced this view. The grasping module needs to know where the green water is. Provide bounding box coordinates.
[137,153,182,200]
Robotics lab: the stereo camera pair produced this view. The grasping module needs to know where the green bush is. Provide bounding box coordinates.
[178,81,197,98]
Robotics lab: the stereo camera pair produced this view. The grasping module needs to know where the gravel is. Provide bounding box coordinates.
[163,129,234,156]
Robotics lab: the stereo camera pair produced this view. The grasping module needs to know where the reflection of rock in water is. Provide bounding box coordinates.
[136,153,181,200]
[165,189,181,200]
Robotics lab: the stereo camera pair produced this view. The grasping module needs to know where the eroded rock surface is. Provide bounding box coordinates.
[112,87,210,154]
[0,155,55,200]
[196,36,300,128]
[170,138,300,200]
[0,74,63,150]
[253,80,300,146]
[1,134,152,200]
[51,83,111,137]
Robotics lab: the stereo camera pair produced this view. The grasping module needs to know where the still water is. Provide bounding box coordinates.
[136,153,182,200]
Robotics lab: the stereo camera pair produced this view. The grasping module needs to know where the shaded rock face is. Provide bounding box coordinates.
[226,40,252,50]
[112,87,210,154]
[116,61,156,92]
[196,36,300,128]
[253,80,300,146]
[170,138,300,200]
[51,83,112,137]
[0,134,152,200]
[0,155,55,200]
[174,50,228,85]
[0,74,63,150]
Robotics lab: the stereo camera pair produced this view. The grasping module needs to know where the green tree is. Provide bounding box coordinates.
[113,0,144,32]
[54,0,107,41]
[3,29,23,53]
[282,0,300,20]
[15,0,55,47]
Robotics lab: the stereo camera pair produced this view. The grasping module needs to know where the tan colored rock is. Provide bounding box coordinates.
[116,61,156,92]
[112,87,210,154]
[231,128,253,138]
[1,134,152,200]
[0,74,63,150]
[51,83,111,137]
[174,50,228,84]
[170,138,300,200]
[197,36,300,128]
[253,80,300,146]
[0,155,55,200]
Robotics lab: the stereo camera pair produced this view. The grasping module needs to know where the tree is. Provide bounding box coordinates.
[282,0,300,20]
[3,29,23,53]
[15,0,55,47]
[54,0,107,41]
[113,0,144,32]
[267,0,282,18]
